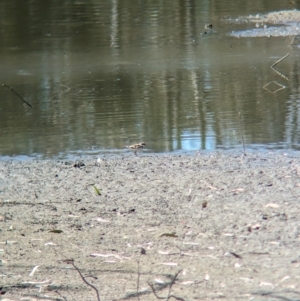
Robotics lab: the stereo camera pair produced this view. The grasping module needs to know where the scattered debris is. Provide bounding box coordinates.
[93,186,101,195]
[159,232,178,238]
[49,230,63,234]
[230,252,243,259]
[29,265,41,277]
[265,203,279,208]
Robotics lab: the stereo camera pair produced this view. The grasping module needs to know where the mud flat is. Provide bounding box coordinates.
[0,151,300,300]
[230,10,300,37]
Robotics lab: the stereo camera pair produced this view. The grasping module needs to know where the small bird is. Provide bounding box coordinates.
[124,142,146,156]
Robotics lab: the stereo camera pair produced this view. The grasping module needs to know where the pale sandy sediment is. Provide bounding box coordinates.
[0,151,299,300]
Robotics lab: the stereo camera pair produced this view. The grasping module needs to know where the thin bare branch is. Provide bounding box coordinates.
[271,67,289,80]
[54,290,68,301]
[147,281,165,300]
[167,270,182,301]
[2,82,32,108]
[271,53,289,68]
[148,269,183,301]
[55,250,101,301]
[271,53,289,80]
[137,259,140,301]
[65,259,101,301]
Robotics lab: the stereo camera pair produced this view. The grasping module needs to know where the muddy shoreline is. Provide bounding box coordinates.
[230,9,300,37]
[1,151,300,301]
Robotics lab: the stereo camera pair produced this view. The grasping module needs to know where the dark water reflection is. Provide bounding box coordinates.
[1,0,300,159]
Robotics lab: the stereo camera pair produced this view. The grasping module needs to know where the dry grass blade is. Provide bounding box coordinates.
[93,186,101,195]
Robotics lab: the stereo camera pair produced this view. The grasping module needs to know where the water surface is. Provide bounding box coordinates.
[1,0,300,159]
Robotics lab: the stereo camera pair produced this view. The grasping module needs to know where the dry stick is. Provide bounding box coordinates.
[55,251,101,301]
[67,259,101,301]
[271,53,289,68]
[137,259,140,301]
[54,290,68,301]
[271,53,289,81]
[239,112,246,156]
[147,282,165,300]
[2,82,32,108]
[148,283,185,301]
[166,269,183,301]
[271,67,289,81]
[148,269,183,301]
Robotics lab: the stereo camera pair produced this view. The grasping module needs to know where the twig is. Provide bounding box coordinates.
[271,67,289,80]
[65,259,101,301]
[167,270,182,301]
[239,112,246,156]
[137,259,140,301]
[271,53,289,68]
[2,82,32,108]
[271,53,289,80]
[54,290,68,301]
[147,282,165,299]
[148,269,183,301]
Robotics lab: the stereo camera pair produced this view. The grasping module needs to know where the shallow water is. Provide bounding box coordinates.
[0,0,300,159]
